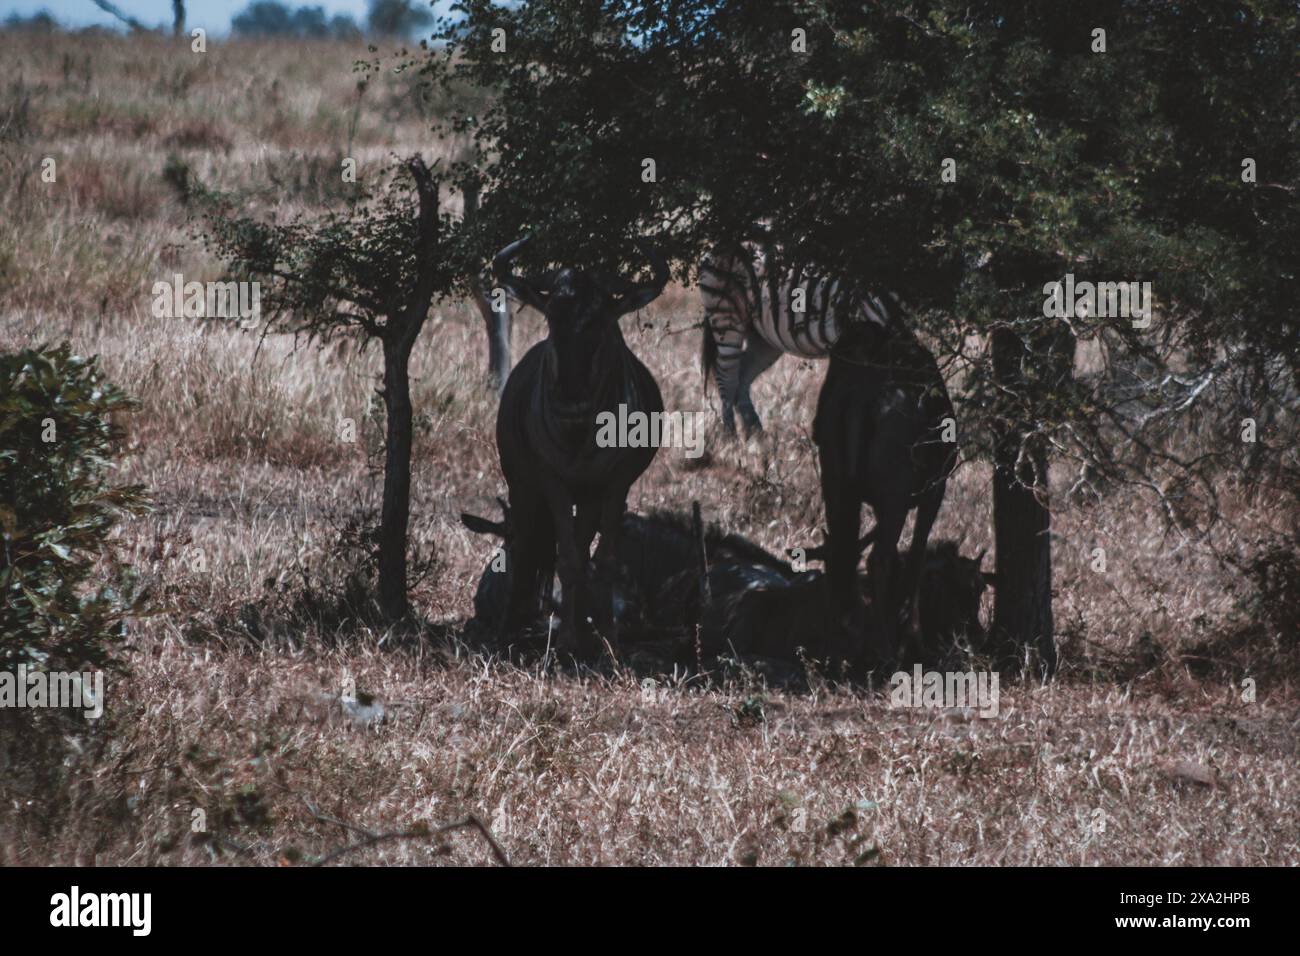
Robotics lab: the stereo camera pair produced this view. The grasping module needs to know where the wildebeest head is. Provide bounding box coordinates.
[916,541,995,653]
[793,532,995,662]
[494,236,669,404]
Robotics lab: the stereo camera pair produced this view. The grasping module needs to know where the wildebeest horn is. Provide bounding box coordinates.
[616,239,669,315]
[493,235,549,313]
[493,235,529,276]
[461,512,507,538]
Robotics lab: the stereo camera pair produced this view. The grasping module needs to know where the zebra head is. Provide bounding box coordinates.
[494,236,668,403]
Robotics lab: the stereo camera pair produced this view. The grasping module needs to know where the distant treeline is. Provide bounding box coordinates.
[232,2,363,40]
[2,1,435,39]
[2,10,61,32]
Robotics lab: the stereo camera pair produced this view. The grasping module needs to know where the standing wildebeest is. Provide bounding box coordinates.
[493,236,668,656]
[814,315,957,667]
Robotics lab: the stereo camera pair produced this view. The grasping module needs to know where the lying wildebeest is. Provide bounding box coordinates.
[460,503,795,639]
[714,539,992,669]
[463,503,990,671]
[814,317,958,667]
[492,237,667,656]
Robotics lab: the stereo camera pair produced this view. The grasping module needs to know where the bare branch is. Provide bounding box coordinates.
[90,0,146,31]
[309,813,511,867]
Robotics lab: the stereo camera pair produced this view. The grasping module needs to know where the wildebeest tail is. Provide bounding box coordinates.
[460,497,510,538]
[701,318,718,394]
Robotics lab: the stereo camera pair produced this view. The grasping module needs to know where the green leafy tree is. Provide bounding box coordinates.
[426,0,1299,675]
[0,344,149,674]
[204,157,475,623]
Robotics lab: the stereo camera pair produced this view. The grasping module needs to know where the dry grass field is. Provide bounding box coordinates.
[0,31,1296,866]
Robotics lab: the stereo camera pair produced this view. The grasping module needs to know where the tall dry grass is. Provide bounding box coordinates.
[0,32,1294,866]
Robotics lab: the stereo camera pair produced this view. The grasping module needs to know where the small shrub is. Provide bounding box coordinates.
[162,152,193,205]
[0,75,40,143]
[0,343,149,674]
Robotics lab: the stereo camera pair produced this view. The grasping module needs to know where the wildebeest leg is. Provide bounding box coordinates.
[572,500,604,656]
[501,487,548,639]
[866,404,919,666]
[736,335,781,436]
[589,492,627,652]
[532,508,557,623]
[866,500,908,668]
[820,459,866,667]
[898,481,945,661]
[540,479,585,657]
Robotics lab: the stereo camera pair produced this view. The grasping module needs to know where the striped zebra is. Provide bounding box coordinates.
[700,241,899,435]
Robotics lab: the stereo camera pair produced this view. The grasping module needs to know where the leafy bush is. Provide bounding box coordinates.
[1239,533,1300,646]
[0,344,149,673]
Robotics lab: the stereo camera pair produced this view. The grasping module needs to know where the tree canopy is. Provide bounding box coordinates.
[424,0,1297,663]
[427,0,1297,513]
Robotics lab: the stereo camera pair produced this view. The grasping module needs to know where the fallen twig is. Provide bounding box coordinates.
[302,799,510,867]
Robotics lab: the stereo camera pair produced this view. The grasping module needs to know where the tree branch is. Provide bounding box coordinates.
[90,0,146,31]
[393,156,442,353]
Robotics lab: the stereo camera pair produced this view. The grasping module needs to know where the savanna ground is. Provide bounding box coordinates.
[0,32,1295,866]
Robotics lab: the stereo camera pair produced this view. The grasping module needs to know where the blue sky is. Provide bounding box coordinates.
[0,1,451,34]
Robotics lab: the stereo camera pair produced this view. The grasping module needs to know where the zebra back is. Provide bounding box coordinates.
[701,242,892,363]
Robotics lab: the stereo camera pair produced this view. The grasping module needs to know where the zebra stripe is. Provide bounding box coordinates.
[701,242,898,433]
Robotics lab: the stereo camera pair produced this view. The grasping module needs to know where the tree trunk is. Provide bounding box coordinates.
[472,283,512,392]
[172,0,185,37]
[991,421,1055,675]
[378,337,414,623]
[990,326,1071,677]
[462,180,513,391]
[371,155,440,624]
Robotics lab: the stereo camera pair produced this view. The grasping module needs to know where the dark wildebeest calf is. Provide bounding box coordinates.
[814,317,958,668]
[462,502,795,639]
[718,539,992,669]
[493,236,668,657]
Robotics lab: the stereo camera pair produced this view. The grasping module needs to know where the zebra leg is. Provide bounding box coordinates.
[712,333,744,438]
[735,335,782,436]
[719,394,738,436]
